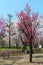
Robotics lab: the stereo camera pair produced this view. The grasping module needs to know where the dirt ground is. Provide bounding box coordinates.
[14,54,43,65]
[0,54,43,65]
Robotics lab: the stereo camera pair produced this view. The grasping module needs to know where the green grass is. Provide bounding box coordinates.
[33,48,43,53]
[0,48,22,56]
[26,46,30,51]
[0,46,43,54]
[0,49,21,52]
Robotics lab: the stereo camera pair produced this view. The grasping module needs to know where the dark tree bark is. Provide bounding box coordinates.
[29,43,33,62]
[8,14,13,48]
[29,35,33,62]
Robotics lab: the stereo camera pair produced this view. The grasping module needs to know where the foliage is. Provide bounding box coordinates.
[0,18,8,47]
[17,4,39,45]
[17,4,39,62]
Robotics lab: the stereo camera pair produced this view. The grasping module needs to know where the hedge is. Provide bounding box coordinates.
[33,48,43,53]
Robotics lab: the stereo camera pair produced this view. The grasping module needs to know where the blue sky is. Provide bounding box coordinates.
[0,0,43,20]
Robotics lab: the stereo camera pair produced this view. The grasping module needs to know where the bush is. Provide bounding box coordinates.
[22,45,30,54]
[0,48,22,57]
[33,48,43,53]
[2,51,11,58]
[22,46,43,54]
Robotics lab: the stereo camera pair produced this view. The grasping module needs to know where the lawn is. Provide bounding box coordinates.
[0,54,43,65]
[0,48,23,65]
[0,48,43,65]
[14,54,43,65]
[0,56,23,65]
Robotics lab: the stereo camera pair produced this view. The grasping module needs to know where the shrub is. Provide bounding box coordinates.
[2,51,11,58]
[33,48,43,53]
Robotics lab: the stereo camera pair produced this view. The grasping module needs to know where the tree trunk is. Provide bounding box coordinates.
[29,44,33,62]
[9,33,11,48]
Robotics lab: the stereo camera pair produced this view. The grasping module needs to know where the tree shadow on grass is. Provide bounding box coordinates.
[4,61,15,65]
[32,55,43,64]
[3,56,23,65]
[32,61,43,64]
[4,64,12,65]
[33,56,43,58]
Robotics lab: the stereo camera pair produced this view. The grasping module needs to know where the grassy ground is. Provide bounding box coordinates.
[0,54,43,65]
[0,55,24,65]
[0,48,22,51]
[0,48,43,65]
[14,54,43,65]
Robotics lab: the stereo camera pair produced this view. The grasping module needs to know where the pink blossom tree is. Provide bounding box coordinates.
[17,4,39,62]
[0,18,7,47]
